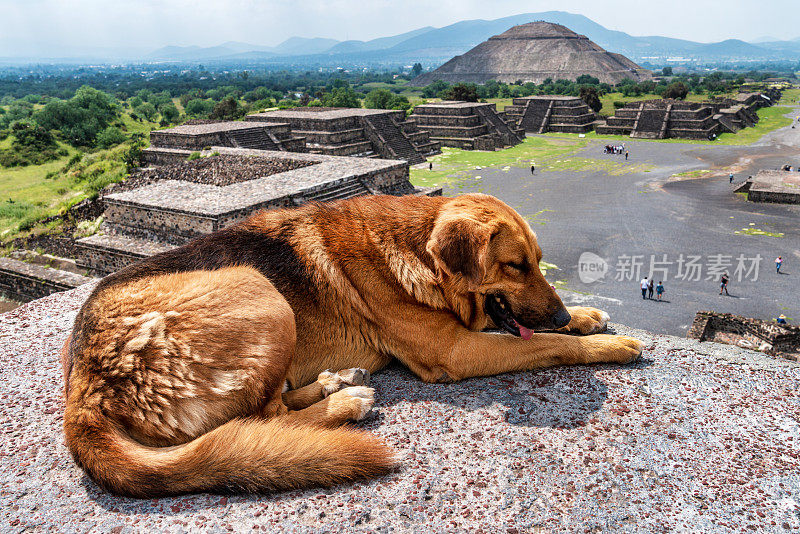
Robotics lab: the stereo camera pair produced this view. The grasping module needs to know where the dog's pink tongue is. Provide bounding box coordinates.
[512,319,534,340]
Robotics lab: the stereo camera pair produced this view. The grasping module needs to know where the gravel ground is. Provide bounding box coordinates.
[2,285,800,533]
[116,155,317,191]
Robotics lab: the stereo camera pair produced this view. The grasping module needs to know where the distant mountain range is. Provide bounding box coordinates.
[146,11,800,67]
[32,11,800,66]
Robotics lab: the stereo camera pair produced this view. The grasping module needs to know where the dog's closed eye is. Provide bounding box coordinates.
[504,262,527,274]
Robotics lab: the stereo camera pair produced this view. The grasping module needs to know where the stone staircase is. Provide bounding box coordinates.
[226,128,279,150]
[302,179,371,203]
[361,114,425,164]
[473,104,525,144]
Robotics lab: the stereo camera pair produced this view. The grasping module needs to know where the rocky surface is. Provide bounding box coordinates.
[2,285,800,532]
[114,155,317,191]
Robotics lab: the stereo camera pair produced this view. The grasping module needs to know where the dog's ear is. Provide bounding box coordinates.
[426,216,490,288]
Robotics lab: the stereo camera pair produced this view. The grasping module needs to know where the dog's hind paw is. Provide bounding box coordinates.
[337,368,371,387]
[328,386,375,421]
[317,368,372,397]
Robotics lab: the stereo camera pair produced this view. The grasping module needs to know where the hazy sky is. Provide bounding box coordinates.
[1,0,798,57]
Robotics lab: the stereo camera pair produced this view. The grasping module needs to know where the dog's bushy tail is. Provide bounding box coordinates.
[64,408,396,498]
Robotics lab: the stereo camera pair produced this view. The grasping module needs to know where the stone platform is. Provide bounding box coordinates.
[410,101,524,150]
[2,285,800,532]
[144,121,306,164]
[75,148,439,275]
[740,170,800,204]
[689,311,800,360]
[247,108,440,164]
[596,100,720,140]
[505,96,596,134]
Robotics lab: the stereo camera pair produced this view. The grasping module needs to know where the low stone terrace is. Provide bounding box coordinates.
[247,108,440,164]
[75,148,439,275]
[410,101,525,150]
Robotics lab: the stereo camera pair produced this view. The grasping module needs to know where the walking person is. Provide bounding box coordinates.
[640,276,649,300]
[719,272,730,295]
[776,256,783,273]
[729,172,734,184]
[647,278,655,299]
[656,281,665,301]
[429,162,433,171]
[625,151,629,160]
[530,162,535,174]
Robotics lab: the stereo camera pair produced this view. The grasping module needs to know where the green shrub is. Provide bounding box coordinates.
[96,126,127,149]
[187,151,202,161]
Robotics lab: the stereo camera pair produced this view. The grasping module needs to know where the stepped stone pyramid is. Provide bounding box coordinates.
[412,22,652,86]
[410,101,524,150]
[247,108,440,164]
[505,96,596,134]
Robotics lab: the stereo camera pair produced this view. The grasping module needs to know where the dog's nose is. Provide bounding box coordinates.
[552,308,571,328]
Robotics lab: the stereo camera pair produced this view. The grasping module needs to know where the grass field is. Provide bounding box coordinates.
[0,147,79,238]
[410,136,653,192]
[0,104,156,240]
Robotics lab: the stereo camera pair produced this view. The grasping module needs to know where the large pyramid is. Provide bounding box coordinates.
[411,22,652,86]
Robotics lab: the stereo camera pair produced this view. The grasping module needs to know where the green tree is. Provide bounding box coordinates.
[320,87,361,108]
[662,66,673,76]
[159,103,180,123]
[663,81,689,100]
[364,89,394,109]
[421,80,449,97]
[210,96,245,120]
[411,63,423,77]
[184,98,215,118]
[579,86,602,113]
[33,85,119,146]
[576,74,600,85]
[440,83,479,102]
[134,102,157,121]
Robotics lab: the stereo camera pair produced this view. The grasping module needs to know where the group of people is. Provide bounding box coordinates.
[639,277,665,301]
[604,144,629,160]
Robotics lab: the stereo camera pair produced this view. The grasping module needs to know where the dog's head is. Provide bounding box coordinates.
[426,194,570,337]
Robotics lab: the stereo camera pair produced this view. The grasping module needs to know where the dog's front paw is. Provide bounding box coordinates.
[560,306,610,335]
[328,386,375,421]
[579,334,644,364]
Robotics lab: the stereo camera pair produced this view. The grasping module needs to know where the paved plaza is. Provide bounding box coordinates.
[444,108,800,336]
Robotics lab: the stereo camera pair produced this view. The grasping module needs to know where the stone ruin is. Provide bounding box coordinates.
[688,311,800,361]
[595,92,776,140]
[596,100,719,139]
[74,148,439,276]
[504,96,596,134]
[247,108,440,164]
[735,169,800,204]
[0,147,440,301]
[144,120,307,165]
[409,101,524,150]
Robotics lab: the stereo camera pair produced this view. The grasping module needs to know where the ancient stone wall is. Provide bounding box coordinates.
[688,311,800,361]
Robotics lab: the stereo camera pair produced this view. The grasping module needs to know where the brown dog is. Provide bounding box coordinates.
[62,193,642,497]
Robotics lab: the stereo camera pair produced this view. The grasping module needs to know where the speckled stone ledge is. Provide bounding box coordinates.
[0,257,94,302]
[2,286,799,532]
[106,148,409,217]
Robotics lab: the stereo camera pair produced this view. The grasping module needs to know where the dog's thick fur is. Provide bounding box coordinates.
[63,193,643,497]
